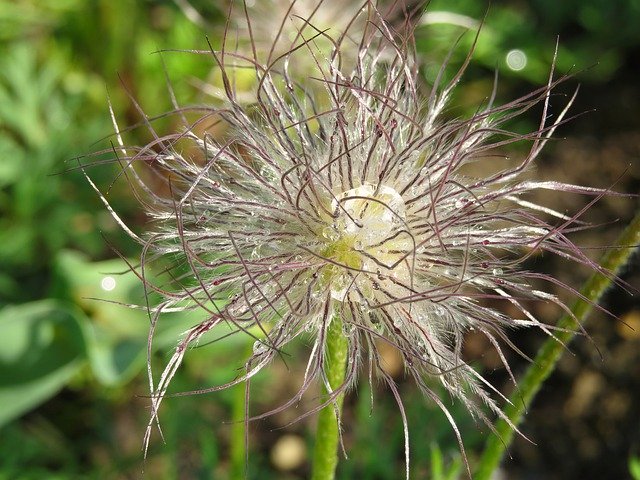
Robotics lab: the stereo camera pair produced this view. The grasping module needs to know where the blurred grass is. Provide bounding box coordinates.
[0,0,638,479]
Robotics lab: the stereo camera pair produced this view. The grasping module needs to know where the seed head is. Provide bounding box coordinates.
[98,0,615,472]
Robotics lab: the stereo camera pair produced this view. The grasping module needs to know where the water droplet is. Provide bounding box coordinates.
[444,268,458,278]
[322,226,338,240]
[342,323,355,337]
[253,341,265,355]
[455,198,469,209]
[492,268,503,276]
[372,282,380,290]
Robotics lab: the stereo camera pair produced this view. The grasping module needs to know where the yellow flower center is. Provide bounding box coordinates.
[319,183,410,302]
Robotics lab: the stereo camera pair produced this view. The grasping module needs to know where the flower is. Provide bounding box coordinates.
[195,0,403,103]
[101,0,613,471]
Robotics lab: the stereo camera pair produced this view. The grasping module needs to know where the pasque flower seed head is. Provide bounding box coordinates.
[95,0,617,471]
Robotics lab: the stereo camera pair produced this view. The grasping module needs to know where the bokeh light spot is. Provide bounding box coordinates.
[506,49,527,71]
[101,276,116,292]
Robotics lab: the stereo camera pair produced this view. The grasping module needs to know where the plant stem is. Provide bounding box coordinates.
[231,340,258,479]
[230,378,246,480]
[475,208,640,480]
[311,316,349,480]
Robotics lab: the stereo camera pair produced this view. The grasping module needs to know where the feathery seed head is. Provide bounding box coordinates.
[101,0,613,466]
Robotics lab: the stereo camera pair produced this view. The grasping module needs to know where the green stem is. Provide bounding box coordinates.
[311,316,349,480]
[230,379,246,480]
[476,208,640,480]
[231,342,256,480]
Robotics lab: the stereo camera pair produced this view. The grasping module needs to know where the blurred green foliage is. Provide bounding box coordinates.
[421,0,640,84]
[0,300,86,427]
[631,456,640,480]
[0,0,637,478]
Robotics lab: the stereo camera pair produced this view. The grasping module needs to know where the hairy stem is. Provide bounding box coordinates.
[476,208,640,480]
[311,316,349,480]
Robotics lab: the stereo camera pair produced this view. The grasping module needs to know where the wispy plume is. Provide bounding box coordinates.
[95,0,619,474]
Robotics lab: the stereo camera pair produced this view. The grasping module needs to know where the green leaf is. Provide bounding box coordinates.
[0,300,86,427]
[51,250,151,385]
[52,250,202,386]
